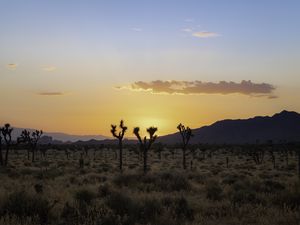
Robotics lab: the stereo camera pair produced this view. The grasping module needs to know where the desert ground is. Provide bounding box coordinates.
[0,143,299,225]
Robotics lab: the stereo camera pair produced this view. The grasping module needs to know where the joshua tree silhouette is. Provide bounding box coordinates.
[0,131,3,166]
[111,120,127,172]
[133,126,157,174]
[18,129,43,162]
[1,124,13,166]
[177,123,193,169]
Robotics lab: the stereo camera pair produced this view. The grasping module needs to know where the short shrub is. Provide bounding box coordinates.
[74,189,96,205]
[206,180,223,201]
[0,191,53,224]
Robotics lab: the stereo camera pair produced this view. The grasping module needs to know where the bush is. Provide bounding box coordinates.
[0,191,53,224]
[206,180,223,201]
[113,172,191,192]
[105,191,140,225]
[161,196,194,221]
[74,189,96,205]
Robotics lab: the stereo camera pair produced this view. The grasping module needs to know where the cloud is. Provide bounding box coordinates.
[37,92,65,96]
[131,27,142,32]
[42,65,57,72]
[6,63,17,70]
[116,80,277,98]
[182,28,193,32]
[184,18,194,23]
[192,31,219,38]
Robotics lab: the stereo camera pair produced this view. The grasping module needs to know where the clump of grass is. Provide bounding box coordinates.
[0,191,54,224]
[113,172,191,192]
[205,180,223,201]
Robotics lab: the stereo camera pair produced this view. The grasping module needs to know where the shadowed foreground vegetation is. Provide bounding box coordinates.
[0,141,300,225]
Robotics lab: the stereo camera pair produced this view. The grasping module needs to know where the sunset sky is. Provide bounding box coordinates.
[1,0,300,137]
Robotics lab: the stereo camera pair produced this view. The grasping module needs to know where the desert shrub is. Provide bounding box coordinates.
[161,196,194,221]
[158,172,191,192]
[98,184,113,198]
[229,180,261,205]
[34,184,43,194]
[261,180,285,193]
[74,189,96,205]
[61,202,121,225]
[0,191,53,224]
[272,183,300,209]
[206,180,223,201]
[113,172,191,192]
[222,174,246,185]
[105,191,140,225]
[139,197,162,222]
[34,168,63,180]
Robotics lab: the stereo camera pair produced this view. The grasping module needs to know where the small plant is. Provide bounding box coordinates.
[206,180,223,201]
[177,123,193,169]
[17,129,43,162]
[1,190,57,224]
[111,120,127,172]
[133,126,158,174]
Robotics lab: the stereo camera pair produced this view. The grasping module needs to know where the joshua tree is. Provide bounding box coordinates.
[1,124,13,166]
[111,120,128,172]
[18,129,43,162]
[177,123,193,169]
[0,132,3,166]
[133,126,157,174]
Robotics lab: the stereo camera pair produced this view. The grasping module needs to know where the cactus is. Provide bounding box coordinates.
[133,126,157,174]
[18,129,43,162]
[111,120,127,172]
[1,124,13,166]
[177,123,193,169]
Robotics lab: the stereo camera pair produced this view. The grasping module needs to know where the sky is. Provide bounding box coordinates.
[0,0,300,137]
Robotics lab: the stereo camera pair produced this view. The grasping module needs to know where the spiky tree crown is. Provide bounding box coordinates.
[133,126,158,148]
[111,120,127,140]
[1,124,13,143]
[177,123,193,146]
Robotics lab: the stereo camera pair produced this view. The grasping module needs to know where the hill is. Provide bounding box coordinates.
[159,110,300,144]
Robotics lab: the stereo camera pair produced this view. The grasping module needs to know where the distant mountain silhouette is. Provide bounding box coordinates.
[159,110,300,144]
[10,128,109,142]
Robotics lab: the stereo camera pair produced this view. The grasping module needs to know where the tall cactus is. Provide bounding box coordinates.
[111,120,127,172]
[177,123,193,169]
[18,129,43,162]
[1,124,13,166]
[133,126,157,174]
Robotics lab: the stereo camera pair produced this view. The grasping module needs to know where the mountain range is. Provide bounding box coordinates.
[10,128,108,142]
[159,110,300,144]
[6,110,300,144]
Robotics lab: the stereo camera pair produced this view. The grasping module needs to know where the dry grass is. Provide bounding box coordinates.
[0,146,299,225]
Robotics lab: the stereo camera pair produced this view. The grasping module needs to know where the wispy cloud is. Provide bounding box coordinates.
[131,27,142,32]
[184,18,194,23]
[116,80,277,98]
[37,92,65,96]
[192,31,219,38]
[182,28,193,33]
[6,63,18,70]
[42,65,57,72]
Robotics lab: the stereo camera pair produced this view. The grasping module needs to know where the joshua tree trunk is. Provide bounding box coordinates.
[0,138,3,166]
[298,152,300,179]
[32,147,36,162]
[143,146,147,174]
[119,139,123,172]
[27,150,30,160]
[4,144,10,166]
[183,146,186,170]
